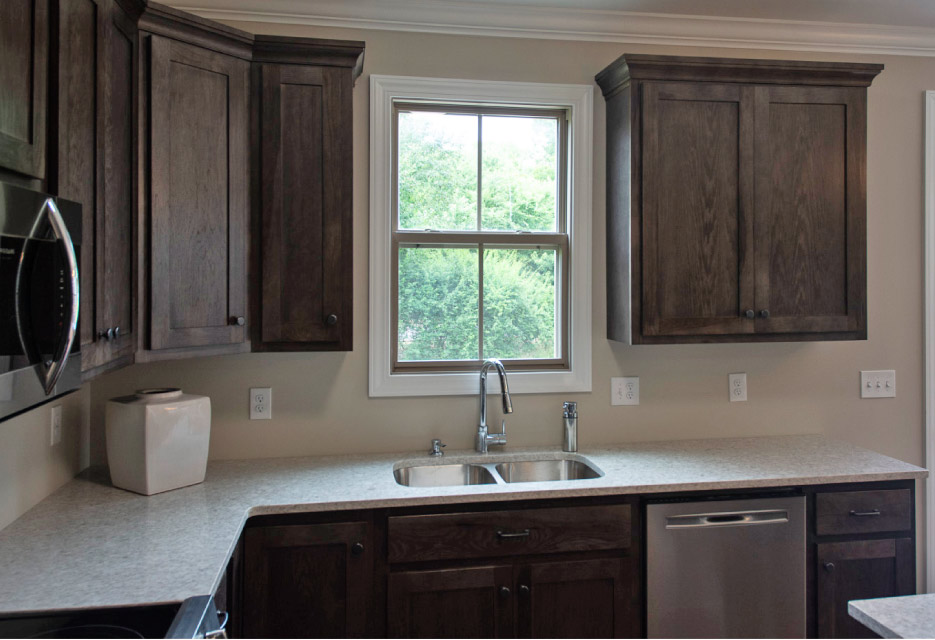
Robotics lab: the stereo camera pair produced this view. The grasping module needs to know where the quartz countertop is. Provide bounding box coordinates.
[0,434,924,614]
[849,594,935,638]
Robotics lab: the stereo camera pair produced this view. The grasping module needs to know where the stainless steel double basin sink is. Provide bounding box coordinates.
[394,455,603,487]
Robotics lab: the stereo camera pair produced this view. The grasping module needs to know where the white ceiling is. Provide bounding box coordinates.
[170,0,935,56]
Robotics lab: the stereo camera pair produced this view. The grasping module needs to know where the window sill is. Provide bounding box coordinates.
[369,367,591,397]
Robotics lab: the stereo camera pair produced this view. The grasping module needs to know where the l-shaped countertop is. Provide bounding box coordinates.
[0,434,925,614]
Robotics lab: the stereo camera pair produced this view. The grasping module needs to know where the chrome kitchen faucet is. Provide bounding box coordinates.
[476,358,512,453]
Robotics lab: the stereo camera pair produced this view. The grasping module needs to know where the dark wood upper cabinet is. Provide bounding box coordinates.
[53,0,139,376]
[596,54,882,344]
[252,37,364,352]
[243,521,373,639]
[0,0,48,179]
[143,33,249,353]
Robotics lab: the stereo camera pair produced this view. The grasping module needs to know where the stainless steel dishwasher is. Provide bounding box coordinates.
[647,495,806,638]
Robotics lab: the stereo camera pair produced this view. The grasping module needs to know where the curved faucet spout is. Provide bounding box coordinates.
[478,358,512,453]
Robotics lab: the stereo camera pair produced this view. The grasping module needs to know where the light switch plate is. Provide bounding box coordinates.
[729,373,747,402]
[250,387,272,419]
[611,377,639,405]
[50,405,62,446]
[860,370,895,398]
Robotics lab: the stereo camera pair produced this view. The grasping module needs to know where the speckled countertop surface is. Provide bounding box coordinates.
[849,594,935,638]
[0,434,924,614]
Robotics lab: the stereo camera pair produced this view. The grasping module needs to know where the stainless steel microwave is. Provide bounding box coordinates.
[0,182,81,422]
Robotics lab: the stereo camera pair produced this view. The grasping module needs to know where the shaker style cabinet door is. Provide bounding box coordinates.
[0,0,48,178]
[752,85,866,337]
[243,522,373,639]
[147,35,248,350]
[640,81,755,338]
[256,62,354,351]
[54,0,137,375]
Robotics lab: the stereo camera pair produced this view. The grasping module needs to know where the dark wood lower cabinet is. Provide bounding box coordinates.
[388,565,514,638]
[816,538,914,638]
[242,521,373,638]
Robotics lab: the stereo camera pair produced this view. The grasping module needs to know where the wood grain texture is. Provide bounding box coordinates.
[816,489,912,536]
[255,61,354,351]
[387,505,630,564]
[148,35,247,350]
[243,521,373,638]
[0,0,48,178]
[641,82,754,337]
[816,538,915,639]
[388,565,514,638]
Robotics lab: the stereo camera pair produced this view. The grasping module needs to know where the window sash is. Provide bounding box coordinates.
[391,102,570,372]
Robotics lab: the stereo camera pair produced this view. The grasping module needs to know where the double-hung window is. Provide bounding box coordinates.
[370,76,592,396]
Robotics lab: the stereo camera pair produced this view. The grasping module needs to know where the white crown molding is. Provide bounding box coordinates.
[172,0,935,56]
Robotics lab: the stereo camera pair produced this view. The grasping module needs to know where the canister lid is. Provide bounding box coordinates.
[134,388,183,400]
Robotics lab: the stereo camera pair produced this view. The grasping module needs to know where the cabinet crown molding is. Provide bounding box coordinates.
[252,35,365,79]
[596,53,884,98]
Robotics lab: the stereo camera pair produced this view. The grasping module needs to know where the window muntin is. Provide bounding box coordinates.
[392,102,569,372]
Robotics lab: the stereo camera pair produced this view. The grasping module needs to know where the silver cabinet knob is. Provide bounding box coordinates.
[99,328,114,341]
[759,309,770,319]
[113,326,121,338]
[230,316,245,326]
[744,309,755,319]
[326,314,338,326]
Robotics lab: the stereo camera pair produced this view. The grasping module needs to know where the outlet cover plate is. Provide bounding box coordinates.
[250,387,272,419]
[860,370,895,398]
[611,377,639,406]
[729,373,747,402]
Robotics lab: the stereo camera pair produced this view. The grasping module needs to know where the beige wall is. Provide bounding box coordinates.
[90,27,931,472]
[0,386,90,531]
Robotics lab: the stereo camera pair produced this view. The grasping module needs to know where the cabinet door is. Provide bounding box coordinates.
[640,82,755,337]
[518,558,638,639]
[753,86,866,337]
[257,63,352,351]
[243,521,373,638]
[148,35,248,350]
[388,566,514,638]
[56,0,136,374]
[0,0,47,178]
[816,538,914,638]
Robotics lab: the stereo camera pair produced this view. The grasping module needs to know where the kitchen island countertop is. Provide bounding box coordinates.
[849,594,935,638]
[0,434,924,614]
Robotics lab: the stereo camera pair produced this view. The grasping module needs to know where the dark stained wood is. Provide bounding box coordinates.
[0,0,48,178]
[137,2,253,61]
[596,53,879,344]
[53,0,137,376]
[387,504,630,564]
[816,489,912,536]
[243,521,373,639]
[754,86,866,337]
[254,60,357,351]
[641,81,754,337]
[518,558,638,639]
[816,538,915,638]
[147,34,248,350]
[387,565,514,638]
[252,35,365,79]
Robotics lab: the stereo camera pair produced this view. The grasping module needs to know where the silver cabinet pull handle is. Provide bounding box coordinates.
[849,509,882,517]
[496,529,530,539]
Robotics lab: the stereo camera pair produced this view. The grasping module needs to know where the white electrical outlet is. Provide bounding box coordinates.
[861,370,896,398]
[250,387,272,419]
[729,373,747,402]
[50,405,62,446]
[611,377,639,406]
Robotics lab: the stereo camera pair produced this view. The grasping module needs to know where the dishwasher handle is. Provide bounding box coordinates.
[665,509,789,529]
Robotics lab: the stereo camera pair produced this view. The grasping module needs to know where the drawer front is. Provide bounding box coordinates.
[816,489,911,536]
[388,504,631,563]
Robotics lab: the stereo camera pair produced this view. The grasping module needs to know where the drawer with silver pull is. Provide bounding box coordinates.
[815,489,911,536]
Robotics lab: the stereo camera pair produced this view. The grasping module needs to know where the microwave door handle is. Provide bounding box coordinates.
[38,198,79,395]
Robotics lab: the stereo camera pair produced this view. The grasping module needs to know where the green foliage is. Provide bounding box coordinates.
[483,249,556,359]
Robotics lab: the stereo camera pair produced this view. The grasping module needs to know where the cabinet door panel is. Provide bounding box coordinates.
[754,86,865,335]
[258,63,352,350]
[388,566,514,638]
[244,522,372,638]
[0,0,47,178]
[641,82,754,336]
[519,558,638,639]
[816,538,914,638]
[149,36,247,350]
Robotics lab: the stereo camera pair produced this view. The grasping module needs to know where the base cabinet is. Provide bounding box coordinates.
[816,538,915,638]
[242,521,373,638]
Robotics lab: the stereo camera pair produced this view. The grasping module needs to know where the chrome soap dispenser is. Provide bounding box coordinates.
[562,401,577,453]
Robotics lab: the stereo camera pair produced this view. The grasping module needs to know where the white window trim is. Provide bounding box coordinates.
[369,75,593,397]
[924,89,935,592]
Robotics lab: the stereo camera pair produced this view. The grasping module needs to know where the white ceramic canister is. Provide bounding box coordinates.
[105,388,211,495]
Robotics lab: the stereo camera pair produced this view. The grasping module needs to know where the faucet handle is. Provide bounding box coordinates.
[429,439,446,456]
[563,401,577,418]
